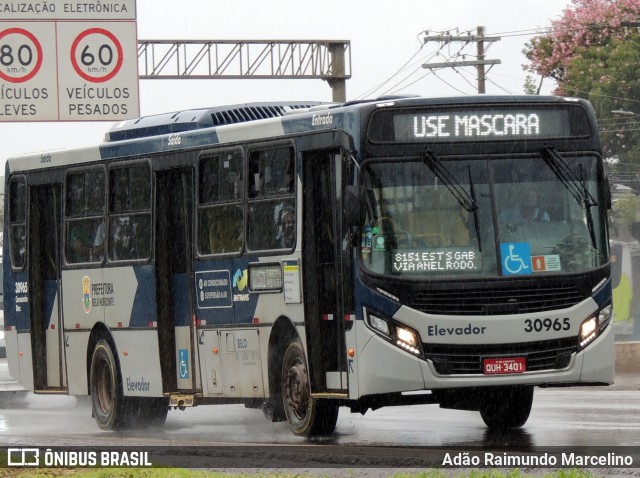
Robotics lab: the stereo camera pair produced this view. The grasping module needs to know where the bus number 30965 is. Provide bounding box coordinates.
[524,318,570,333]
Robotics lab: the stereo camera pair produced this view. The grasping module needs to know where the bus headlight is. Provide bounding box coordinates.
[364,308,422,356]
[395,325,421,355]
[597,304,612,330]
[368,313,390,336]
[579,303,612,349]
[579,317,598,348]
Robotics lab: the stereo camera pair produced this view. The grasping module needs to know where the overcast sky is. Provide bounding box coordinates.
[2,0,569,169]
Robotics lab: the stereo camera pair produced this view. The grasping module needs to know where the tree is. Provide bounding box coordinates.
[524,0,640,174]
[523,75,539,95]
[524,0,640,86]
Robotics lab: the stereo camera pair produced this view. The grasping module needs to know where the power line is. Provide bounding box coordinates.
[485,77,517,95]
[355,39,447,99]
[599,127,640,133]
[432,71,467,95]
[385,69,437,97]
[561,86,640,105]
[454,67,479,92]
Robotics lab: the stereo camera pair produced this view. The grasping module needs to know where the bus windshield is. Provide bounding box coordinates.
[360,154,607,278]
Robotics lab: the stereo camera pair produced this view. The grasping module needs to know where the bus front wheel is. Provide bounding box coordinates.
[90,339,129,430]
[281,341,339,437]
[479,386,534,429]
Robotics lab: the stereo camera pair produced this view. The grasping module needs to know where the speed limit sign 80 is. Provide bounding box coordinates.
[0,27,44,83]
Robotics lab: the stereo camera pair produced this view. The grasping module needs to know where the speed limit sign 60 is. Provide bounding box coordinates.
[70,27,124,83]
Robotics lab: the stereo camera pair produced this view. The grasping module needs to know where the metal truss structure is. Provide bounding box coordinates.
[137,39,351,101]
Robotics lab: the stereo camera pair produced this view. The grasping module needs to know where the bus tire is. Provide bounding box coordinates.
[131,397,169,427]
[281,341,339,437]
[90,339,129,430]
[479,386,534,429]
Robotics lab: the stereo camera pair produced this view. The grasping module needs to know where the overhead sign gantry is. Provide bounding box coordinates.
[137,39,351,102]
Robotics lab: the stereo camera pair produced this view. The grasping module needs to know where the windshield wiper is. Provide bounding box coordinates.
[422,150,482,251]
[541,146,597,208]
[422,151,477,213]
[541,146,597,247]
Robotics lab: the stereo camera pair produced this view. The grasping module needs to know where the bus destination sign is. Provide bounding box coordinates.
[393,249,481,273]
[368,106,590,143]
[395,109,569,141]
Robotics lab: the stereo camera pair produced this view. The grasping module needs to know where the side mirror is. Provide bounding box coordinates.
[343,185,362,227]
[604,177,612,210]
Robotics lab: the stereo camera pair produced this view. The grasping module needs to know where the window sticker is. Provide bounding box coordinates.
[531,254,562,272]
[500,242,532,275]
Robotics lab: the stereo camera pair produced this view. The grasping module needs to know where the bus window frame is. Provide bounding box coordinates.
[196,146,245,259]
[63,165,107,267]
[106,158,153,264]
[7,174,28,272]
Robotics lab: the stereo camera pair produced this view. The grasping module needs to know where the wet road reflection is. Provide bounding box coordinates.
[0,387,637,448]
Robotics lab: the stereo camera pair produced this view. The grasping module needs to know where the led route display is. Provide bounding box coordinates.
[393,249,481,273]
[368,105,592,143]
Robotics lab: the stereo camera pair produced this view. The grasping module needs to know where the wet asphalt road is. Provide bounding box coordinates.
[0,380,638,475]
[0,381,637,444]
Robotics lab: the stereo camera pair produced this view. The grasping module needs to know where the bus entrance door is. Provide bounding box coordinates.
[29,184,65,391]
[302,150,348,394]
[155,169,200,396]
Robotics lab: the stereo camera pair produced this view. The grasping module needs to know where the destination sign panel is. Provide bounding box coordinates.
[392,248,481,273]
[369,106,591,143]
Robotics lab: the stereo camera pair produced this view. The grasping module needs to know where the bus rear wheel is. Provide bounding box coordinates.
[479,386,534,429]
[281,341,339,437]
[128,397,169,427]
[90,339,129,430]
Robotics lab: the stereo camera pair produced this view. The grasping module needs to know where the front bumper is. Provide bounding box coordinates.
[352,312,614,398]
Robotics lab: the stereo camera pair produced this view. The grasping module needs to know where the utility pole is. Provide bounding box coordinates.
[422,26,500,94]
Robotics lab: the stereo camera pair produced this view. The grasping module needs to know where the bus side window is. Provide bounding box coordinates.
[8,177,27,269]
[247,146,295,251]
[108,163,151,262]
[197,150,243,256]
[65,168,106,264]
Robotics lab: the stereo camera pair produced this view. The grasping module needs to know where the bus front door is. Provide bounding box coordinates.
[29,184,65,391]
[155,169,200,396]
[302,150,348,394]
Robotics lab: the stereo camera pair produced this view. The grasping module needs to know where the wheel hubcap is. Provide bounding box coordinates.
[96,358,113,414]
[286,359,310,420]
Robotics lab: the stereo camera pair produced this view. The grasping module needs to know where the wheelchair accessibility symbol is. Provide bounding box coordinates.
[500,242,532,275]
[178,348,189,379]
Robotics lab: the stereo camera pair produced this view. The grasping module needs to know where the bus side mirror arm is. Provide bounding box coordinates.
[604,177,612,209]
[344,185,362,228]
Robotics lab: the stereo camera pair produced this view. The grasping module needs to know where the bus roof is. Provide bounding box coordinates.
[6,95,592,175]
[105,101,325,142]
[105,95,584,142]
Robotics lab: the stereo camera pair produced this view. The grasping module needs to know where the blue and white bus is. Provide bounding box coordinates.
[3,96,613,436]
